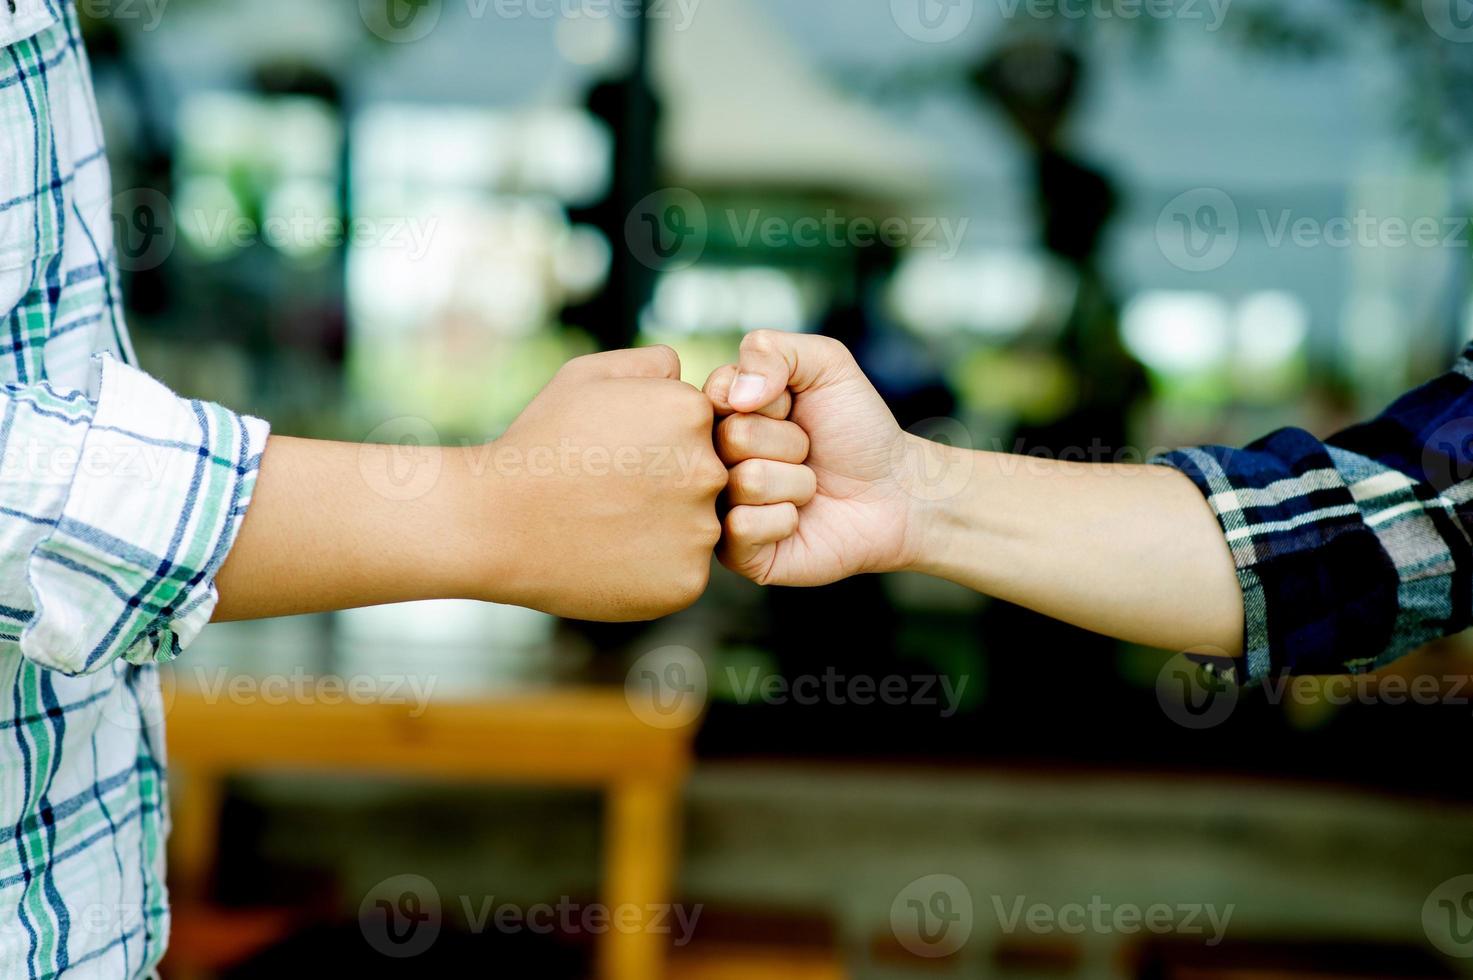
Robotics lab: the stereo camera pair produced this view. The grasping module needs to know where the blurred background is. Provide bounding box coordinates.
[82,0,1473,976]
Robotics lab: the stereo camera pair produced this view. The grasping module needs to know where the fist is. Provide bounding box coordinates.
[705,331,936,586]
[487,346,727,621]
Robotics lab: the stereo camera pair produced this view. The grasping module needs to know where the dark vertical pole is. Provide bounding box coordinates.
[614,0,659,350]
[575,0,660,351]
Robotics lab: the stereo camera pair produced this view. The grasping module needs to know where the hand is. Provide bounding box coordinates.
[700,331,1244,658]
[214,346,727,625]
[484,346,727,621]
[704,331,946,586]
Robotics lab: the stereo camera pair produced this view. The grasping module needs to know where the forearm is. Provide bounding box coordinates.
[210,353,727,625]
[905,441,1245,655]
[212,436,493,621]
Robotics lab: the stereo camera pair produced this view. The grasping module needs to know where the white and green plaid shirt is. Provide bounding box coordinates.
[1,2,268,975]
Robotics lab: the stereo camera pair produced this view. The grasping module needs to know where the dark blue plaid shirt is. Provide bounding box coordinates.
[1157,344,1473,684]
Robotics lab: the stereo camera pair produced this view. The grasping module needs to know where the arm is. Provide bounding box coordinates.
[708,329,1473,681]
[703,331,1240,654]
[5,345,723,679]
[905,448,1244,657]
[216,345,728,624]
[210,436,490,620]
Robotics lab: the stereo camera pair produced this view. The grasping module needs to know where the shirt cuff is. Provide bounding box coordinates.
[0,0,59,50]
[1152,435,1402,685]
[21,354,269,675]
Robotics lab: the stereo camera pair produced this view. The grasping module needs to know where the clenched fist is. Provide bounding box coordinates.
[704,330,943,586]
[482,346,727,621]
[694,330,1245,660]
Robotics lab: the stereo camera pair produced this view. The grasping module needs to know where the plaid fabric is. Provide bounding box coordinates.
[1,3,269,977]
[1156,345,1473,685]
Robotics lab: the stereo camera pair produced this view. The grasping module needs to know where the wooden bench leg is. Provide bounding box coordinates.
[599,778,680,980]
[169,767,222,907]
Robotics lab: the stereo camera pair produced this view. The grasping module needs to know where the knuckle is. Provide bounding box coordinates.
[722,508,745,540]
[769,504,796,540]
[655,389,707,435]
[788,422,811,460]
[669,386,712,427]
[799,467,817,499]
[743,329,778,354]
[720,414,753,453]
[725,506,756,540]
[816,334,854,368]
[703,458,730,493]
[734,459,766,498]
[702,364,731,397]
[668,563,710,611]
[651,344,681,375]
[559,353,594,378]
[687,390,715,426]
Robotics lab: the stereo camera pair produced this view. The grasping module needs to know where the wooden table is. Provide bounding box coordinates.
[163,679,699,980]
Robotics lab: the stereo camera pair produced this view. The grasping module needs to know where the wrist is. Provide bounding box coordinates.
[450,442,517,605]
[893,434,977,577]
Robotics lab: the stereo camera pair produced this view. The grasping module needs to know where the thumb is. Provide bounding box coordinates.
[567,345,682,382]
[727,330,855,413]
[704,364,791,419]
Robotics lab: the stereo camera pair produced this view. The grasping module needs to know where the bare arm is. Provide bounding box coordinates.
[907,447,1244,655]
[213,347,727,624]
[705,330,1244,656]
[212,436,489,620]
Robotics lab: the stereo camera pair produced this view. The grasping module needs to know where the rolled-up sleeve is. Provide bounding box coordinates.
[2,353,268,676]
[1154,346,1473,684]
